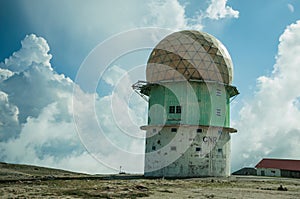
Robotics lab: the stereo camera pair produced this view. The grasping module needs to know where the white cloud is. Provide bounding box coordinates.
[0,34,147,174]
[0,68,13,82]
[0,34,52,72]
[0,34,117,174]
[73,63,147,173]
[288,3,294,13]
[0,91,20,141]
[232,20,300,170]
[145,0,189,30]
[101,65,127,87]
[206,0,239,20]
[144,0,209,31]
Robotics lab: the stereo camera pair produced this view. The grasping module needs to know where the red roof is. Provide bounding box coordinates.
[255,158,300,171]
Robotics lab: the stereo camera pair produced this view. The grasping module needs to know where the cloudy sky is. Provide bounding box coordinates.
[0,0,300,174]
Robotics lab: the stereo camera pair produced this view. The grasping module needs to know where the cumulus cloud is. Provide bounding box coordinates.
[0,34,114,174]
[232,20,300,170]
[0,34,52,72]
[145,0,190,30]
[0,68,13,82]
[0,33,148,174]
[205,0,239,20]
[144,0,240,30]
[0,91,20,141]
[73,63,147,173]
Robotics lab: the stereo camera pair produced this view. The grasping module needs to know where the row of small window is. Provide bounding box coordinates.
[169,105,222,116]
[153,128,223,134]
[170,106,222,116]
[169,105,181,114]
[152,128,203,133]
[151,145,223,153]
[152,145,177,151]
[195,147,223,153]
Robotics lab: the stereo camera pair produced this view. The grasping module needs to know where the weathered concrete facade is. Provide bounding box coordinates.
[143,125,232,177]
[141,81,237,177]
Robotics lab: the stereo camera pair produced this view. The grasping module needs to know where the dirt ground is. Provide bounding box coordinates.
[1,162,300,198]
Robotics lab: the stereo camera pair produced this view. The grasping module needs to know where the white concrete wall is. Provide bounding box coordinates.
[144,126,231,177]
[257,168,281,177]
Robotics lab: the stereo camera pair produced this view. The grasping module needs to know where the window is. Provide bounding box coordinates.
[216,89,222,96]
[152,146,156,150]
[216,108,221,116]
[176,106,181,113]
[171,128,177,132]
[197,128,202,133]
[196,147,201,152]
[218,148,222,153]
[271,170,276,174]
[157,140,161,145]
[170,146,177,151]
[169,106,175,113]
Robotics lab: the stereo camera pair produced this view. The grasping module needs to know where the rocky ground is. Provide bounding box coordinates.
[0,162,300,198]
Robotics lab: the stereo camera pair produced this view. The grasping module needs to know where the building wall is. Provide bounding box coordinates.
[144,81,234,177]
[232,167,257,176]
[147,81,230,127]
[257,168,281,177]
[144,126,231,177]
[281,170,300,178]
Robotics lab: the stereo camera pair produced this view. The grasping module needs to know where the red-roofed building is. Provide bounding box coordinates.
[255,158,300,178]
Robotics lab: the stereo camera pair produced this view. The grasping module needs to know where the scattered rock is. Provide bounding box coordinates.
[44,175,55,180]
[158,189,173,193]
[135,184,148,191]
[277,185,288,191]
[261,187,273,190]
[205,194,215,198]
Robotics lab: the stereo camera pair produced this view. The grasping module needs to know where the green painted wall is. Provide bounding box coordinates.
[147,81,231,128]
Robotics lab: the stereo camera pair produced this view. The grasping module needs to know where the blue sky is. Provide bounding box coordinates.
[0,0,300,174]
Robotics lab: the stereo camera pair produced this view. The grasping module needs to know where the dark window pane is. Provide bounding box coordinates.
[196,147,201,152]
[171,128,177,132]
[176,106,181,113]
[169,106,175,113]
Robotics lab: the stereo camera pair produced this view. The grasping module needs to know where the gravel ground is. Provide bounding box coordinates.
[0,162,300,198]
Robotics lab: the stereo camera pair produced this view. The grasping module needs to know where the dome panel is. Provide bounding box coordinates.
[146,30,234,84]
